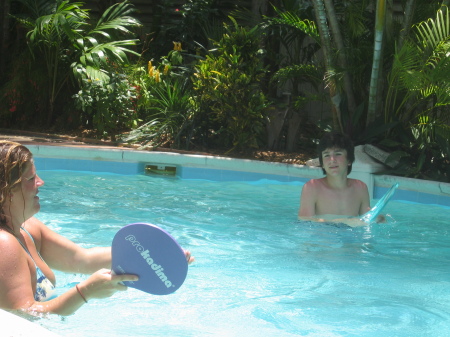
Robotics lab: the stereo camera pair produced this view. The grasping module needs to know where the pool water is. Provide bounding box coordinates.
[31,170,450,337]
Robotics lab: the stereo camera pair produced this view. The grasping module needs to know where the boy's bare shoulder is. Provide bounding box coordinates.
[304,178,326,187]
[348,178,369,195]
[348,178,368,187]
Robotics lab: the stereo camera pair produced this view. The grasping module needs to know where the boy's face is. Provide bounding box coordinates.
[321,147,350,176]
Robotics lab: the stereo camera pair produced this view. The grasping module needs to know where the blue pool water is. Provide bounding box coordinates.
[30,170,450,337]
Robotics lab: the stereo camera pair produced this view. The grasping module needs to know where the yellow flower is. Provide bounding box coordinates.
[149,66,154,77]
[173,41,182,51]
[163,65,169,75]
[147,60,152,74]
[155,70,160,83]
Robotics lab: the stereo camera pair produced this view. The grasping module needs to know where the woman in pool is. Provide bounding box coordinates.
[0,141,193,316]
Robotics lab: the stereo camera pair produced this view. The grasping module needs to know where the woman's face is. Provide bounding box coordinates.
[11,161,44,221]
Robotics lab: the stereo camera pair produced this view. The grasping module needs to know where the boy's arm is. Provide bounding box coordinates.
[298,181,317,219]
[358,181,371,216]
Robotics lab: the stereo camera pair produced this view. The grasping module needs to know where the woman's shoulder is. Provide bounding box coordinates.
[0,228,16,243]
[0,229,26,260]
[17,218,48,247]
[23,217,46,233]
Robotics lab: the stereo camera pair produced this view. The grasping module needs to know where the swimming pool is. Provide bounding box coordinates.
[25,167,450,337]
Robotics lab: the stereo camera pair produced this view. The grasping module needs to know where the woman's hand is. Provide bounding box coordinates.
[184,250,195,265]
[78,269,138,301]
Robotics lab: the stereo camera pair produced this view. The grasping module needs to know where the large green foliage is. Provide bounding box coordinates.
[69,1,141,83]
[73,71,139,141]
[122,43,197,149]
[193,18,268,152]
[379,6,450,182]
[4,0,141,126]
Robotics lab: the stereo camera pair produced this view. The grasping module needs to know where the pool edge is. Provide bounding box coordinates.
[0,309,62,336]
[29,144,450,207]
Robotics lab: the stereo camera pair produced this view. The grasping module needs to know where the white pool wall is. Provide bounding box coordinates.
[27,144,450,205]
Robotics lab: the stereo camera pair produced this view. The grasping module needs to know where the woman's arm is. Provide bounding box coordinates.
[29,217,111,274]
[0,232,38,312]
[27,270,137,316]
[0,228,137,316]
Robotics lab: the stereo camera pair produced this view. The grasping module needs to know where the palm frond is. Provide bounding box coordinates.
[414,6,450,53]
[272,64,321,88]
[266,7,319,42]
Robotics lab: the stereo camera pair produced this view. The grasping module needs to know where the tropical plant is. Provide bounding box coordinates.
[193,17,268,152]
[377,116,449,182]
[123,42,196,149]
[261,3,323,151]
[122,79,195,149]
[69,1,141,83]
[377,5,450,182]
[9,0,141,126]
[12,0,88,125]
[73,71,139,141]
[178,0,227,53]
[385,5,450,124]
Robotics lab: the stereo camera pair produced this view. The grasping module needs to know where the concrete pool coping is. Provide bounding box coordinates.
[0,131,449,336]
[25,141,450,207]
[1,130,449,206]
[0,309,61,336]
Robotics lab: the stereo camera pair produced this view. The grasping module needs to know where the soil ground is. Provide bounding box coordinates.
[0,128,317,165]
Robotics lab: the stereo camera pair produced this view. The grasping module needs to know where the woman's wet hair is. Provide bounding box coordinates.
[318,132,355,175]
[0,141,33,229]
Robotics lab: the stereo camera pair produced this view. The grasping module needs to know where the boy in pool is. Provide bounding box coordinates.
[298,132,371,226]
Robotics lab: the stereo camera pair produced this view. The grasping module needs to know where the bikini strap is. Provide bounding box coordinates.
[15,234,37,267]
[19,227,45,262]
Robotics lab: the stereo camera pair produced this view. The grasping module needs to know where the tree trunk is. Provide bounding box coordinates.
[311,0,343,132]
[252,0,269,19]
[398,0,416,50]
[367,0,387,127]
[323,0,357,117]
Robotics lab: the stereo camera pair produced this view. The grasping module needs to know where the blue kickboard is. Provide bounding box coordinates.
[360,183,399,223]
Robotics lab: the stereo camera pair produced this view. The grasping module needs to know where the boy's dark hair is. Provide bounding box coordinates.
[318,132,355,175]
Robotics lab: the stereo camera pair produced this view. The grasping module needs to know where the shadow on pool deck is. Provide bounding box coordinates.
[0,128,217,156]
[0,128,141,149]
[0,128,316,165]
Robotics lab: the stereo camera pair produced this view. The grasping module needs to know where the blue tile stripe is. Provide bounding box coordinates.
[178,166,308,183]
[374,185,450,207]
[34,157,144,175]
[35,157,309,183]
